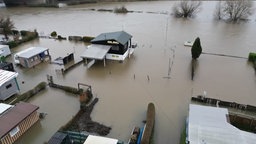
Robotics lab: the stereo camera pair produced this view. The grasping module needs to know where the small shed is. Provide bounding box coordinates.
[91,31,132,55]
[14,47,51,68]
[0,102,39,144]
[0,45,11,57]
[0,69,19,101]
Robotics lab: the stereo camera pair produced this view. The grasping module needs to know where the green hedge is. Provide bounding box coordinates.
[248,52,256,62]
[7,30,38,48]
[10,82,47,104]
[114,6,128,13]
[82,36,95,42]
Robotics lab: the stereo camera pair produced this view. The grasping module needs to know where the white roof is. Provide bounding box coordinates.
[16,47,49,59]
[81,44,111,60]
[0,69,18,87]
[83,135,118,144]
[0,103,12,115]
[0,45,9,49]
[188,104,256,144]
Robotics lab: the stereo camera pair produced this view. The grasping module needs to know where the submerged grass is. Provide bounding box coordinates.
[180,126,186,144]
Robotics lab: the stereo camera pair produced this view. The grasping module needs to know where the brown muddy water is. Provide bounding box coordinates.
[1,1,256,144]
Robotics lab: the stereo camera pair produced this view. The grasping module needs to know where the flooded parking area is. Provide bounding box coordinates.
[1,1,256,143]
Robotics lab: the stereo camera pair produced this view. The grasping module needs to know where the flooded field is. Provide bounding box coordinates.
[1,1,256,144]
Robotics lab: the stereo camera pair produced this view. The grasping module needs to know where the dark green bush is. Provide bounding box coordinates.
[12,30,19,35]
[82,36,95,42]
[7,41,19,48]
[97,9,113,12]
[191,37,202,59]
[51,31,57,37]
[20,30,29,36]
[57,35,67,40]
[10,82,47,104]
[248,52,256,62]
[114,6,128,13]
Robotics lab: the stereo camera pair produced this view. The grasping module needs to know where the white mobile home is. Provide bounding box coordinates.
[14,47,51,68]
[0,45,11,57]
[0,69,19,101]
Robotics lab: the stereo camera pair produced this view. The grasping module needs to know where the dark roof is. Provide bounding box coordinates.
[91,31,132,45]
[0,102,39,138]
[48,132,69,144]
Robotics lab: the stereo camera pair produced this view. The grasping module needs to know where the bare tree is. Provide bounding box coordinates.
[172,0,202,18]
[0,17,15,41]
[214,1,222,20]
[216,0,254,22]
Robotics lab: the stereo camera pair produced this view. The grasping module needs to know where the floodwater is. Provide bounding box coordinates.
[1,1,256,144]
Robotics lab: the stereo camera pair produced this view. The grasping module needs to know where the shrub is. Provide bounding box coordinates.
[217,0,253,22]
[57,35,67,40]
[82,36,95,42]
[68,36,82,41]
[7,41,19,48]
[248,52,256,62]
[97,9,113,12]
[20,30,29,36]
[172,1,202,18]
[10,82,47,104]
[51,31,57,37]
[114,6,128,13]
[191,37,202,59]
[12,30,19,35]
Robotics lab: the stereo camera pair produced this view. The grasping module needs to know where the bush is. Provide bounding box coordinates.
[191,37,202,59]
[7,41,19,48]
[68,36,82,41]
[248,52,256,62]
[114,6,128,13]
[51,31,57,37]
[10,82,47,104]
[82,36,95,42]
[7,30,38,48]
[20,30,29,36]
[12,30,19,35]
[172,1,202,18]
[57,35,67,40]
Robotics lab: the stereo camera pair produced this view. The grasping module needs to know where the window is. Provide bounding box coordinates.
[9,126,20,137]
[6,84,12,89]
[30,57,34,62]
[111,45,119,51]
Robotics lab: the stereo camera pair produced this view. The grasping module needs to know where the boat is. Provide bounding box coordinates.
[184,41,194,47]
[128,127,140,144]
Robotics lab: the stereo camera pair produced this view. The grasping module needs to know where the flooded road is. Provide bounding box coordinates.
[1,1,256,144]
